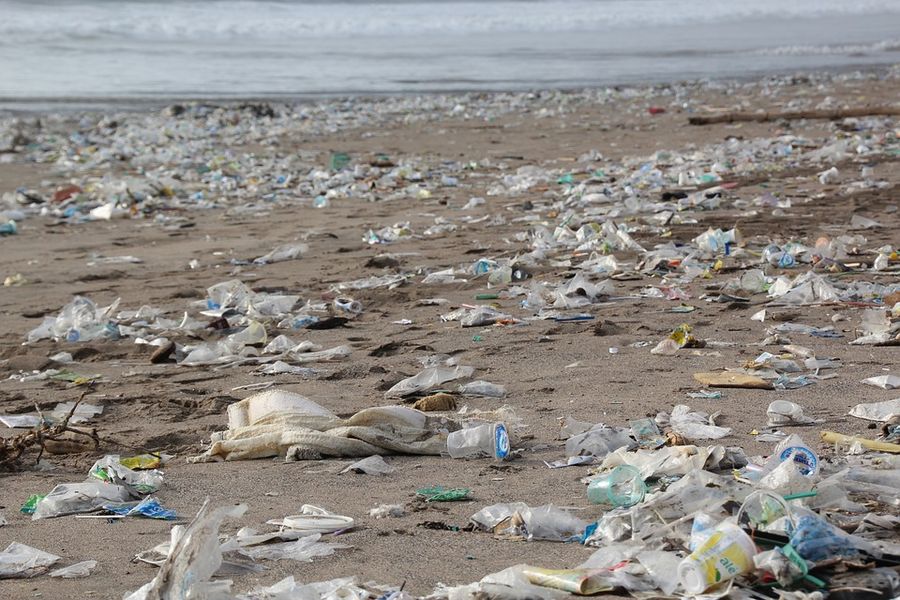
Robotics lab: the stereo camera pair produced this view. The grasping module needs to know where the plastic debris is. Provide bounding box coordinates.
[849,398,900,422]
[416,486,472,502]
[0,543,61,579]
[862,374,900,390]
[49,560,98,579]
[340,455,395,476]
[369,504,405,519]
[188,389,450,462]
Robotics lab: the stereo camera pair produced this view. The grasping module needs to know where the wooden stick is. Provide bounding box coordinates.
[689,106,900,125]
[820,431,900,454]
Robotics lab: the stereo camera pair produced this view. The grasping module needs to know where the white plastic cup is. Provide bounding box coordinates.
[447,423,509,460]
[678,521,757,594]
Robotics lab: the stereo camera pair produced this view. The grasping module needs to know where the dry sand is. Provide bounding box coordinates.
[1,69,899,599]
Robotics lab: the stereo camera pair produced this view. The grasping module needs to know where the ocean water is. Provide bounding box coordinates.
[1,0,899,107]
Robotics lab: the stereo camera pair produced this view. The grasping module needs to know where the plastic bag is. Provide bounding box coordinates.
[470,503,588,542]
[89,455,164,495]
[49,560,97,579]
[790,515,879,561]
[849,398,900,422]
[33,481,132,520]
[384,365,474,398]
[124,500,247,600]
[0,543,61,578]
[565,425,634,458]
[340,455,395,475]
[669,405,731,440]
[458,380,507,398]
[766,401,819,426]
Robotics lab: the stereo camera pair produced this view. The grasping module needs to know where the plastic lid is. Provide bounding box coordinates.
[269,514,354,533]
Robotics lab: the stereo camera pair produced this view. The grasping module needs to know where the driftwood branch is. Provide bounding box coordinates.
[689,106,900,125]
[0,391,102,470]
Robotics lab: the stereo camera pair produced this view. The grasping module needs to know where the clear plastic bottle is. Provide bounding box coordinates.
[447,423,509,460]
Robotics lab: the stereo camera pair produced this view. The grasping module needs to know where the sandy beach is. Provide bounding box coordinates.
[1,67,899,599]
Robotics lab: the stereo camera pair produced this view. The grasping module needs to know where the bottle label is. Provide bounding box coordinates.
[494,423,510,460]
[778,446,817,476]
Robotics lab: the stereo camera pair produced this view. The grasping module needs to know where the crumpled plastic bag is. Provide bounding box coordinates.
[766,401,821,427]
[49,560,97,579]
[600,445,725,479]
[790,515,880,562]
[89,455,164,495]
[849,398,900,422]
[124,500,247,600]
[238,533,349,563]
[861,375,900,390]
[340,455,395,475]
[33,481,133,520]
[384,365,474,398]
[668,405,731,440]
[0,543,61,579]
[565,425,634,458]
[469,503,588,542]
[241,576,371,600]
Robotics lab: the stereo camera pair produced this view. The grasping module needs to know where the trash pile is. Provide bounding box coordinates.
[2,67,900,598]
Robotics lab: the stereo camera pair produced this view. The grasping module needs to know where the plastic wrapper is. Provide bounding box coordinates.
[460,306,512,327]
[242,576,368,599]
[600,444,724,479]
[369,504,405,519]
[238,533,349,562]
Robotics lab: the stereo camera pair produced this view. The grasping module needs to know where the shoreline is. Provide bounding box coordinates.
[1,62,897,116]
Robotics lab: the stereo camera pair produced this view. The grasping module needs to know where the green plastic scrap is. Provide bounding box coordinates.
[21,494,45,514]
[557,173,575,185]
[329,152,351,171]
[781,544,827,588]
[416,486,471,502]
[49,369,101,385]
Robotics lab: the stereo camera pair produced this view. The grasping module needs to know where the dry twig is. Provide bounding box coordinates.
[0,391,102,470]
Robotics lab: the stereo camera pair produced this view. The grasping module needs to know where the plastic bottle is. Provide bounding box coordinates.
[447,423,509,460]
